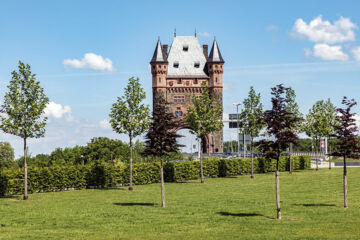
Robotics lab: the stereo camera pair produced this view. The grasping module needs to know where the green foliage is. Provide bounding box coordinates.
[303,99,337,141]
[0,142,16,169]
[239,86,265,140]
[185,81,223,139]
[15,137,146,168]
[0,61,49,139]
[0,156,311,195]
[109,77,151,140]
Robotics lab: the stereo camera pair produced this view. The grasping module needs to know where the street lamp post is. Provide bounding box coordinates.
[233,103,241,157]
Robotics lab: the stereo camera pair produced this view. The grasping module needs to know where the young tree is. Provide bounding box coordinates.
[239,86,265,178]
[284,87,303,174]
[185,81,223,183]
[144,94,183,207]
[0,61,49,200]
[263,84,301,220]
[109,77,151,191]
[303,99,337,170]
[331,97,360,208]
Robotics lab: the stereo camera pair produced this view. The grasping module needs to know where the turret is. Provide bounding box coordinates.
[207,38,224,88]
[150,38,168,90]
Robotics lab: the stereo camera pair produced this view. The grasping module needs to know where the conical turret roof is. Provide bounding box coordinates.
[208,39,224,63]
[150,39,167,63]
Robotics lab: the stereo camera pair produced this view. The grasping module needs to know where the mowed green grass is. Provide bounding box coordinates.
[1,168,360,240]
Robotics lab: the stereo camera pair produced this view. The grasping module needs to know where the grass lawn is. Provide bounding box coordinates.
[1,168,360,240]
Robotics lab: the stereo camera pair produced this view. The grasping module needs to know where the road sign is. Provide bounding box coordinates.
[229,114,241,120]
[239,134,251,143]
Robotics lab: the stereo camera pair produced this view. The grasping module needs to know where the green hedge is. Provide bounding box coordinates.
[0,156,310,195]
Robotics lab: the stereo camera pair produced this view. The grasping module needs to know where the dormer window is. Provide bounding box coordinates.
[173,62,179,68]
[194,62,200,68]
[183,45,189,51]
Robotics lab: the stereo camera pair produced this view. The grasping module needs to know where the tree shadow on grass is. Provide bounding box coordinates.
[0,195,20,199]
[217,211,274,219]
[113,202,155,207]
[293,203,336,207]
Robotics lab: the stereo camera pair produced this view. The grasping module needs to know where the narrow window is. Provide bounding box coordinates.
[174,62,179,68]
[177,79,182,84]
[194,78,198,84]
[183,45,189,51]
[216,77,218,83]
[159,77,161,83]
[194,62,200,68]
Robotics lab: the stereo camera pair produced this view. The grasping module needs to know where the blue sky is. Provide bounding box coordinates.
[1,0,360,156]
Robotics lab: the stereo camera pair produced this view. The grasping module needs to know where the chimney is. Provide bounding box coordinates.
[162,44,168,59]
[203,44,208,60]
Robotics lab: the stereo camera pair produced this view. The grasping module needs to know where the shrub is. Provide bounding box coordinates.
[0,156,311,196]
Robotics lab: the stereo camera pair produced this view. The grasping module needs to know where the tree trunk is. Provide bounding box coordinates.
[23,138,28,200]
[329,141,332,170]
[316,147,319,171]
[160,159,165,208]
[276,156,281,220]
[129,137,133,191]
[343,155,348,208]
[198,138,204,183]
[250,138,254,179]
[289,143,292,174]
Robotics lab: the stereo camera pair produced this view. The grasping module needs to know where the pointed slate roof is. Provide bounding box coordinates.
[166,36,208,77]
[208,39,224,63]
[150,39,167,63]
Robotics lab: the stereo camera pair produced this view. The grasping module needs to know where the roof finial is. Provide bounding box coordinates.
[195,28,197,37]
[158,36,160,41]
[174,28,176,37]
[214,36,216,41]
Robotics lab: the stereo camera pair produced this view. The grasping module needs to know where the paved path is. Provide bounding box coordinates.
[311,161,360,168]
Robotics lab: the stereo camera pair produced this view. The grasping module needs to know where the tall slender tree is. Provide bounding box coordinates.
[303,99,337,170]
[284,87,303,174]
[109,77,151,191]
[331,97,360,208]
[144,94,183,207]
[0,61,49,200]
[263,84,301,220]
[185,81,223,183]
[239,86,265,179]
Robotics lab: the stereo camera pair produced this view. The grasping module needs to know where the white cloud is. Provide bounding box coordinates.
[292,15,357,44]
[304,48,312,58]
[197,32,211,37]
[63,53,116,72]
[266,25,279,32]
[313,44,349,61]
[99,119,112,129]
[351,46,360,61]
[44,101,73,121]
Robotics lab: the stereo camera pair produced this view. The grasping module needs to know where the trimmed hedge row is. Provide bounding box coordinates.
[0,156,310,195]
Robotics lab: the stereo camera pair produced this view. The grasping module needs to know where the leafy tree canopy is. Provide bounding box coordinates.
[185,81,223,138]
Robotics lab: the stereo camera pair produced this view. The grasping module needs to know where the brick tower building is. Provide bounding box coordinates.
[150,35,224,153]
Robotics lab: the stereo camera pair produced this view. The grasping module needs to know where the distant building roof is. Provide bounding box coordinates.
[208,39,224,63]
[151,39,167,63]
[167,36,208,77]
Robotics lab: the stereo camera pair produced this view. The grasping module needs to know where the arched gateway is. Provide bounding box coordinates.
[150,35,224,153]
